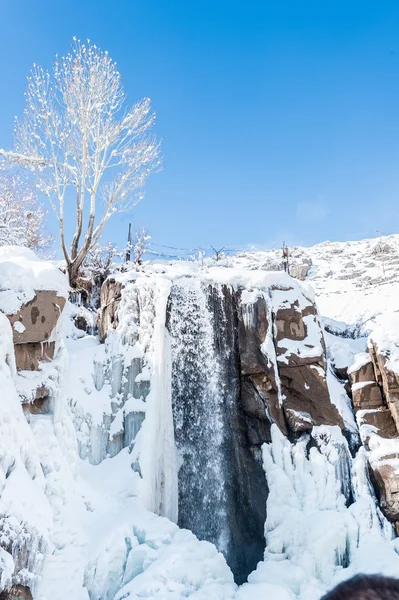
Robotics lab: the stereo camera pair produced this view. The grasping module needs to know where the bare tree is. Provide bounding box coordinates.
[0,38,161,285]
[132,227,151,265]
[0,172,53,252]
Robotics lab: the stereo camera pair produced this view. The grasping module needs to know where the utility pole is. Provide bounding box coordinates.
[126,222,132,262]
[282,242,290,275]
[211,246,225,262]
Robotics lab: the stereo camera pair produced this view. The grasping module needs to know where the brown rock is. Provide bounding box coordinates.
[370,343,399,432]
[24,397,51,415]
[352,382,384,412]
[280,363,344,432]
[7,291,66,344]
[274,299,308,345]
[358,408,397,442]
[349,360,376,386]
[370,462,399,522]
[274,299,326,367]
[0,586,32,600]
[14,341,55,371]
[273,295,342,432]
[237,291,288,436]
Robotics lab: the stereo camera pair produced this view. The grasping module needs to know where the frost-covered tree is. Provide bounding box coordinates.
[0,38,161,285]
[131,227,151,265]
[0,173,52,252]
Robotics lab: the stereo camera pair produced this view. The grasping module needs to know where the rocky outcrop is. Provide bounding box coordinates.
[7,291,66,372]
[273,292,343,433]
[369,343,399,432]
[237,291,287,437]
[370,463,399,523]
[0,585,33,600]
[289,259,312,281]
[98,278,122,342]
[350,346,399,531]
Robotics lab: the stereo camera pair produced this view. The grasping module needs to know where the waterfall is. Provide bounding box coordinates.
[167,279,267,584]
[168,279,230,554]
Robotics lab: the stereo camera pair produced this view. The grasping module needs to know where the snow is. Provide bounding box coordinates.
[0,313,52,592]
[0,246,69,314]
[348,352,372,374]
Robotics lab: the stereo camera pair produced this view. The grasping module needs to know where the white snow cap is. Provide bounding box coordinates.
[0,246,69,314]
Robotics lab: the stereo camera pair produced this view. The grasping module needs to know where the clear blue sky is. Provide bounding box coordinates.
[1,1,399,256]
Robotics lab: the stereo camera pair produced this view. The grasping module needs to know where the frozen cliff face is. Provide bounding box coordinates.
[91,263,350,584]
[0,312,51,595]
[4,243,399,600]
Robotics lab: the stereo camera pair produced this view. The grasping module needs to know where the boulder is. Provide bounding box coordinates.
[352,382,384,412]
[357,408,397,443]
[289,262,312,281]
[7,291,66,345]
[349,358,376,386]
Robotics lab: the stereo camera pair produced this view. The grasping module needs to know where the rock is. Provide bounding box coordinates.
[236,291,288,436]
[358,408,397,442]
[349,358,376,386]
[372,242,393,254]
[7,291,66,345]
[369,344,399,432]
[274,299,309,347]
[370,462,399,522]
[280,363,343,432]
[290,262,312,281]
[23,397,51,415]
[0,586,32,600]
[98,278,123,342]
[14,341,55,371]
[71,275,94,307]
[273,294,343,433]
[352,382,384,412]
[333,364,349,381]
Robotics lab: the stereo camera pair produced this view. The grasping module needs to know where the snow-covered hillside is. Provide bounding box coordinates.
[2,236,399,600]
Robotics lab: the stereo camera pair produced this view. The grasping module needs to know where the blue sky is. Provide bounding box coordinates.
[1,1,399,257]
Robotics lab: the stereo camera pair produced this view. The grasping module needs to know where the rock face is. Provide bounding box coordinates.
[370,344,399,432]
[8,291,65,345]
[0,585,33,600]
[237,290,287,437]
[3,289,66,420]
[98,278,122,342]
[351,345,399,530]
[273,292,343,433]
[7,291,66,372]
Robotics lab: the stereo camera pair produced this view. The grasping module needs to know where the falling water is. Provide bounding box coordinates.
[168,279,230,554]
